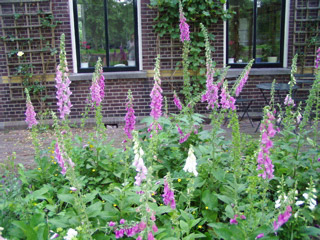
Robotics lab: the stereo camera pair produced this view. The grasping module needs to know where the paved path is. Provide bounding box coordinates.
[0,118,259,170]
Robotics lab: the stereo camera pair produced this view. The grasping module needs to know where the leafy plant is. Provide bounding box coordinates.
[150,0,234,96]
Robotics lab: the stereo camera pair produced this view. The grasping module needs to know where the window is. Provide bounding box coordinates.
[73,0,139,72]
[227,0,285,67]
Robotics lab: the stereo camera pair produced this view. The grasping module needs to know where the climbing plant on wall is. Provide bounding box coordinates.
[150,0,234,95]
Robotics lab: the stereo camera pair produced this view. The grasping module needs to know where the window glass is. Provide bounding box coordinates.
[228,0,283,66]
[77,0,106,68]
[107,0,136,67]
[74,0,138,71]
[256,0,282,63]
[228,0,254,64]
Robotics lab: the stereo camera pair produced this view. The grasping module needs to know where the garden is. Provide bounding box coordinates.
[0,1,320,240]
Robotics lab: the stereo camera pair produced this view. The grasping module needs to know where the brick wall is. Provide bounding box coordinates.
[0,0,296,128]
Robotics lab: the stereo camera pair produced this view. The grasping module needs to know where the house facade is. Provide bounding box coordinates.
[0,0,318,129]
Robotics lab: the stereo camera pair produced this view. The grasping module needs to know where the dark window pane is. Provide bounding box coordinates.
[107,0,136,67]
[77,0,106,68]
[256,0,282,63]
[228,0,254,64]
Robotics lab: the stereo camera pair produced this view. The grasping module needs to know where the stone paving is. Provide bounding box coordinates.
[0,118,260,170]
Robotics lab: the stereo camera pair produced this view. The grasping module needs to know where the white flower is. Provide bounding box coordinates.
[296,113,302,124]
[277,117,282,124]
[50,233,59,239]
[70,187,77,191]
[183,145,198,176]
[309,198,317,210]
[275,199,281,208]
[17,51,24,57]
[295,201,304,206]
[63,229,78,240]
[302,191,317,211]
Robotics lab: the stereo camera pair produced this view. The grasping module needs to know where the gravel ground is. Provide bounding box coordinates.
[0,118,259,170]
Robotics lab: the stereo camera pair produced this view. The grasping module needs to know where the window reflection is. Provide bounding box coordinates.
[107,0,135,67]
[228,0,283,65]
[75,0,137,69]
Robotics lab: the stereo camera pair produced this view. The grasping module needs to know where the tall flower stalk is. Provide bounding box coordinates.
[233,59,254,97]
[183,145,198,176]
[228,59,254,99]
[55,33,72,120]
[124,89,136,140]
[90,58,105,131]
[162,174,176,209]
[200,23,219,110]
[149,55,163,132]
[132,131,148,186]
[51,112,93,239]
[257,107,276,179]
[25,88,38,129]
[179,0,191,102]
[220,81,236,111]
[173,91,182,111]
[25,88,40,162]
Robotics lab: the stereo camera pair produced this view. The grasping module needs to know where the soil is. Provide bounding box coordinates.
[0,119,259,170]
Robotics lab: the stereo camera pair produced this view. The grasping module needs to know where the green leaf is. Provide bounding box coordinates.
[57,193,75,205]
[225,205,234,218]
[83,190,98,203]
[86,201,102,218]
[185,233,206,239]
[30,213,45,228]
[304,226,320,236]
[216,194,234,204]
[26,185,50,201]
[180,220,189,235]
[100,194,116,204]
[208,223,233,239]
[203,11,210,16]
[12,221,38,240]
[211,168,225,182]
[189,218,201,229]
[201,190,218,210]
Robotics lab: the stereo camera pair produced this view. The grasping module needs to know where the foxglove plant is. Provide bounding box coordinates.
[234,59,254,97]
[302,178,317,211]
[132,131,148,186]
[179,0,192,101]
[183,145,198,176]
[273,205,292,231]
[149,55,163,132]
[200,23,219,110]
[179,3,190,42]
[55,34,72,120]
[162,175,176,209]
[90,58,104,106]
[54,140,75,175]
[173,91,182,111]
[25,88,41,161]
[257,108,276,179]
[300,48,320,129]
[284,94,295,107]
[90,58,106,131]
[99,67,105,99]
[220,82,236,110]
[25,88,38,129]
[316,47,320,69]
[124,89,136,139]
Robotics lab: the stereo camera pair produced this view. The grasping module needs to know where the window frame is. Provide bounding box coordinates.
[73,0,140,73]
[226,0,286,68]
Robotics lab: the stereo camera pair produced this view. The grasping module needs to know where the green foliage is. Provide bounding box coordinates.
[151,0,234,96]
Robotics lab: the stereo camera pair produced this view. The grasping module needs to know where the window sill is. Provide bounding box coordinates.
[69,71,147,81]
[226,68,291,78]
